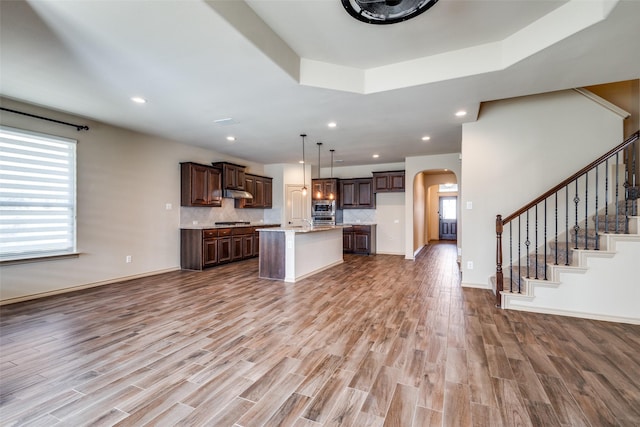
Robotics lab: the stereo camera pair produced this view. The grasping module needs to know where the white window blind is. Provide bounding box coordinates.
[0,125,77,261]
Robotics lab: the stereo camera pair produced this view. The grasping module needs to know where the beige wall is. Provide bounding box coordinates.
[460,89,625,288]
[0,98,266,303]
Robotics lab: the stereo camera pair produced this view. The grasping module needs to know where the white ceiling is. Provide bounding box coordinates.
[1,0,639,167]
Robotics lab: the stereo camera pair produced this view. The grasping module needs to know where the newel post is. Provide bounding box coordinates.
[495,215,504,308]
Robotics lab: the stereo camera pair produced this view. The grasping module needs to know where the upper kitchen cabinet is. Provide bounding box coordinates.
[212,162,246,190]
[373,170,405,192]
[235,173,273,209]
[312,178,339,201]
[181,162,222,207]
[339,178,375,209]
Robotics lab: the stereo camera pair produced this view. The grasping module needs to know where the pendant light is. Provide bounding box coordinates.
[300,134,307,196]
[316,142,323,199]
[328,149,335,200]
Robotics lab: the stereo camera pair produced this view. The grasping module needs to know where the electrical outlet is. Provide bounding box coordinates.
[165,203,172,210]
[126,255,132,263]
[467,261,473,270]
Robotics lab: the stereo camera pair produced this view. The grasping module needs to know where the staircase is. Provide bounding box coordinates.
[494,131,640,323]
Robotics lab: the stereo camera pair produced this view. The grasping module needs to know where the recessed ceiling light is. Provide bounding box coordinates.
[131,96,147,104]
[328,122,337,128]
[299,160,305,164]
[422,136,431,141]
[372,154,380,158]
[226,136,236,142]
[455,110,467,117]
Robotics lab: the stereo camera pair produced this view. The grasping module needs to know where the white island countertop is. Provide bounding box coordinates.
[256,225,345,233]
[258,226,343,282]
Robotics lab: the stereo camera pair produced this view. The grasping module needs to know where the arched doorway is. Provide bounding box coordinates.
[412,169,458,254]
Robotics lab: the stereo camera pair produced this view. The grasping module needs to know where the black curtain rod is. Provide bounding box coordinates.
[0,107,89,131]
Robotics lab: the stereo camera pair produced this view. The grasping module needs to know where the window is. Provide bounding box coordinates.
[0,126,77,261]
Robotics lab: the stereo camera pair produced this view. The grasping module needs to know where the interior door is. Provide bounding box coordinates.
[439,196,457,240]
[286,184,308,226]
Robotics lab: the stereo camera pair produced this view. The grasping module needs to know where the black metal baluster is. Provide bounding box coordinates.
[565,185,569,265]
[544,198,548,280]
[574,180,580,249]
[534,205,539,279]
[509,221,513,293]
[518,217,521,293]
[526,210,530,279]
[615,153,619,233]
[584,172,588,250]
[554,192,558,265]
[595,165,599,250]
[605,158,609,233]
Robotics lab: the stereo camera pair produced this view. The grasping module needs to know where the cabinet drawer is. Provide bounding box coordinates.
[352,225,370,232]
[218,228,232,237]
[203,229,218,238]
[232,226,254,235]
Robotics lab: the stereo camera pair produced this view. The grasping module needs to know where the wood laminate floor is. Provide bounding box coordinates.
[1,242,639,426]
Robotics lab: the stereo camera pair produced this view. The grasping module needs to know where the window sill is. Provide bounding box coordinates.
[0,252,81,266]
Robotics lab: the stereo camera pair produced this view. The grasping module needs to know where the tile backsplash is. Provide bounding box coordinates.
[342,209,377,224]
[180,198,266,226]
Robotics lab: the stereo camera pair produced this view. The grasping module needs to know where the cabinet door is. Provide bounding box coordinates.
[354,232,370,254]
[224,164,237,189]
[206,168,222,206]
[253,233,260,257]
[203,239,218,265]
[263,179,272,208]
[343,230,354,252]
[312,180,324,200]
[189,164,209,205]
[243,175,255,208]
[218,237,232,263]
[374,175,389,192]
[254,177,265,207]
[389,173,405,191]
[339,181,357,208]
[357,180,374,208]
[323,180,336,199]
[231,236,244,260]
[242,235,254,258]
[237,168,245,190]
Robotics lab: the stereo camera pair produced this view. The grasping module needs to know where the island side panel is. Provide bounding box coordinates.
[289,228,343,282]
[259,230,285,280]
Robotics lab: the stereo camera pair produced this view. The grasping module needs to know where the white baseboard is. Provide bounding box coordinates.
[461,281,491,289]
[0,267,181,306]
[506,303,640,325]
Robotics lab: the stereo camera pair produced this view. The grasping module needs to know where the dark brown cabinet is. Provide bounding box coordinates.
[181,225,280,270]
[235,174,273,209]
[312,178,339,201]
[339,178,375,209]
[343,225,376,255]
[373,170,405,192]
[212,162,246,190]
[181,162,222,207]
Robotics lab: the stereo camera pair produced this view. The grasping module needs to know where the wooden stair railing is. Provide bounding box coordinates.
[495,130,639,307]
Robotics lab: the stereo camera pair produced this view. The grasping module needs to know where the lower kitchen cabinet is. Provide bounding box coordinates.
[180,225,280,270]
[342,224,376,255]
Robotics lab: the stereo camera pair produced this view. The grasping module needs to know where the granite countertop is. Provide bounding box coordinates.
[181,222,280,230]
[257,225,346,233]
[338,222,377,226]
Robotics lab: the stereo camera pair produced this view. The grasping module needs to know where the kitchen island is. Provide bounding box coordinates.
[258,226,343,282]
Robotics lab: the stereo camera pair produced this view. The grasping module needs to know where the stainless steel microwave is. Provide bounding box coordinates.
[312,200,336,216]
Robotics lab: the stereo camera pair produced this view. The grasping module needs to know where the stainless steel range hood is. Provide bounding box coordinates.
[224,189,253,199]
